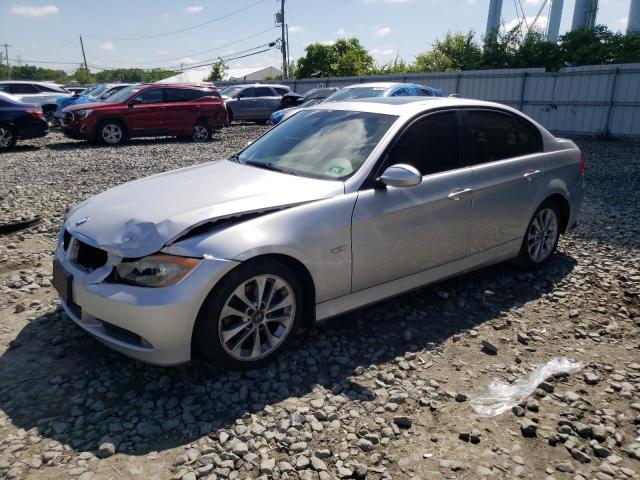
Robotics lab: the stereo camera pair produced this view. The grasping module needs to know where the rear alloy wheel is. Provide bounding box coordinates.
[192,122,211,142]
[99,121,125,146]
[196,259,302,369]
[516,201,560,269]
[0,126,17,150]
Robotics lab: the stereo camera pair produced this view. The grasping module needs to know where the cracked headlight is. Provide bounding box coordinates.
[114,254,200,287]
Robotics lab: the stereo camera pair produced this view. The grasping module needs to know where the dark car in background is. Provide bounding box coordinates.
[61,84,228,145]
[220,83,291,123]
[268,87,339,125]
[0,92,48,150]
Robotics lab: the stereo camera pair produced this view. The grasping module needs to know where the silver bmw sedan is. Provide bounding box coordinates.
[53,97,585,368]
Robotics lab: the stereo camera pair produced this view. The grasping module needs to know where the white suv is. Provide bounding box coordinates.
[0,81,71,120]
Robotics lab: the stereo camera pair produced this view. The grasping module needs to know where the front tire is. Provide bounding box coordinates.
[195,259,303,369]
[0,125,17,150]
[515,200,561,269]
[97,120,126,146]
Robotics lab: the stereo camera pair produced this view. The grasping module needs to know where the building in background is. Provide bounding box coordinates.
[157,66,282,84]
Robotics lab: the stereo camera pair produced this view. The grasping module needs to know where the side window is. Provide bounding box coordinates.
[387,111,460,176]
[254,87,274,97]
[136,88,164,104]
[273,87,289,95]
[514,116,542,155]
[0,85,11,93]
[11,83,39,94]
[467,110,518,164]
[36,84,63,93]
[238,87,255,98]
[165,88,194,103]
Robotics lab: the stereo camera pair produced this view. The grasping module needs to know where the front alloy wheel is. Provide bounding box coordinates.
[195,259,302,369]
[100,122,124,145]
[218,274,295,361]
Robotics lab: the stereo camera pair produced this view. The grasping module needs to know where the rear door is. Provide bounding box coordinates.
[255,86,280,119]
[163,88,198,134]
[125,87,166,134]
[464,109,545,254]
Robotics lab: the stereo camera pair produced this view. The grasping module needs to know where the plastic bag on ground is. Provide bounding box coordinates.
[470,357,582,417]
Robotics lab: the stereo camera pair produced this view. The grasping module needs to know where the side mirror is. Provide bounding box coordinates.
[377,164,422,188]
[128,98,143,107]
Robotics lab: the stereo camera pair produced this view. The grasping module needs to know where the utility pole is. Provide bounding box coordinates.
[280,0,287,78]
[286,24,290,71]
[1,44,10,79]
[79,34,89,76]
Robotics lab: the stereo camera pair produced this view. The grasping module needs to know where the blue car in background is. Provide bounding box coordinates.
[54,83,135,123]
[268,82,444,125]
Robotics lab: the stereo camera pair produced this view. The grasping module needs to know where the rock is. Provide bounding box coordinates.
[516,332,529,344]
[481,339,498,354]
[571,449,592,463]
[295,455,310,470]
[259,458,275,475]
[310,456,327,471]
[97,442,116,459]
[393,416,413,428]
[583,372,600,385]
[181,473,196,480]
[520,418,537,437]
[439,459,463,471]
[357,438,374,452]
[556,462,574,473]
[232,441,248,455]
[455,393,467,402]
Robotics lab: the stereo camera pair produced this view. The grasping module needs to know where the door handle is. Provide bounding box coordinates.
[447,188,473,200]
[523,169,541,181]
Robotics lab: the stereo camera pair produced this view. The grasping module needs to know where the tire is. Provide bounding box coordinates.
[0,125,17,151]
[195,258,303,369]
[192,121,211,143]
[227,109,234,124]
[515,200,561,269]
[97,120,126,146]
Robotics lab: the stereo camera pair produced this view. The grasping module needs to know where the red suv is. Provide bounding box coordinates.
[61,84,228,145]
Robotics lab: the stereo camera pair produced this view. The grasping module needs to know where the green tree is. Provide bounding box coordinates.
[511,31,563,71]
[373,55,413,75]
[204,58,227,82]
[482,28,521,69]
[559,25,619,66]
[414,32,482,72]
[295,38,373,78]
[72,67,94,85]
[613,30,640,64]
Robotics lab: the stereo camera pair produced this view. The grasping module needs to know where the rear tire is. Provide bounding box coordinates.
[227,109,234,124]
[192,121,211,142]
[515,200,561,269]
[195,258,303,369]
[97,120,126,146]
[0,125,17,150]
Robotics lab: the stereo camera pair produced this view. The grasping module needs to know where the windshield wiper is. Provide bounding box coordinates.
[244,160,298,176]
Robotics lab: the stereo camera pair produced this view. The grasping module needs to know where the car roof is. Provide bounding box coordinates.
[309,96,521,117]
[341,82,402,90]
[0,80,63,86]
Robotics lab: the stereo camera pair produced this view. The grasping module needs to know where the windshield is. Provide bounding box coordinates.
[88,85,108,98]
[237,109,396,180]
[325,87,387,103]
[300,98,323,108]
[220,86,243,97]
[103,85,143,104]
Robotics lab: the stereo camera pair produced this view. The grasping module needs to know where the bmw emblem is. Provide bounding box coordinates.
[76,216,89,226]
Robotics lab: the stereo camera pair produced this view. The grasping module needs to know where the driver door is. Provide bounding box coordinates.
[125,87,166,134]
[351,110,473,291]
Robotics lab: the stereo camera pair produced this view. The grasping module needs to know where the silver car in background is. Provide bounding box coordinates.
[53,97,584,368]
[220,83,291,123]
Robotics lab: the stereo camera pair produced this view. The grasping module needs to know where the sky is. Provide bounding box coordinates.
[0,0,633,76]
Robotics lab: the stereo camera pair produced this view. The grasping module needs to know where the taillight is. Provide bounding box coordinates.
[26,108,45,119]
[579,151,585,176]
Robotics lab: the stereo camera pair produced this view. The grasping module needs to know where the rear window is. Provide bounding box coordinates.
[273,87,289,95]
[467,110,519,164]
[36,84,66,93]
[11,83,39,94]
[165,88,214,102]
[514,116,542,155]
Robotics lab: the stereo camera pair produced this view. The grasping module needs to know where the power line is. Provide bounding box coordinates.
[38,35,79,55]
[179,47,273,72]
[83,0,269,41]
[88,26,278,65]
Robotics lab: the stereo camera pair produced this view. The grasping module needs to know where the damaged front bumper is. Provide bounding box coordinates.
[53,235,238,366]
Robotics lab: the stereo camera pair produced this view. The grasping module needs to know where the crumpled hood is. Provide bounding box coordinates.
[65,160,344,258]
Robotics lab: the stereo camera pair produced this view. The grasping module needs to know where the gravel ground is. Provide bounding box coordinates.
[0,129,638,480]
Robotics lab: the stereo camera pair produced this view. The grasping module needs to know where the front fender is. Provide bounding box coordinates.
[164,194,358,303]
